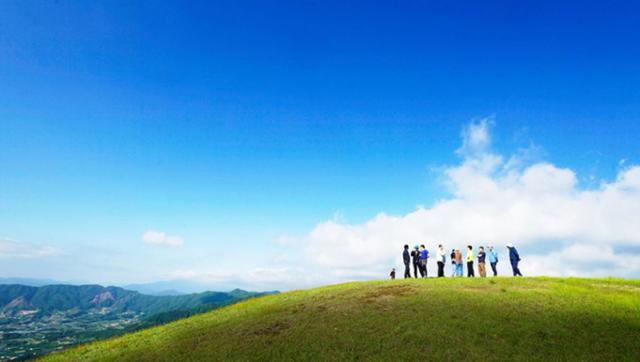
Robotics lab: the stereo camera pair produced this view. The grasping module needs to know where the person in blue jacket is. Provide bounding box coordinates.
[507,243,522,276]
[419,244,429,278]
[488,245,498,276]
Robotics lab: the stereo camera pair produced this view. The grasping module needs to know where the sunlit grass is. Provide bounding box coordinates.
[43,277,640,361]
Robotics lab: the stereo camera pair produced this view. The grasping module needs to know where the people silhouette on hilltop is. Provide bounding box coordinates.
[392,243,522,279]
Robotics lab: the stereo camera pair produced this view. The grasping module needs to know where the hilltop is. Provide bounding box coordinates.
[44,277,640,361]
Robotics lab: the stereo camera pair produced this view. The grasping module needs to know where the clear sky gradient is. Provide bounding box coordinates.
[1,1,639,290]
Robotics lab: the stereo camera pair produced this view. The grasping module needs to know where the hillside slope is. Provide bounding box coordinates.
[0,285,272,361]
[44,278,640,361]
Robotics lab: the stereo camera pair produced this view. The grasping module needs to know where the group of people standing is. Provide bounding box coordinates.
[393,243,523,279]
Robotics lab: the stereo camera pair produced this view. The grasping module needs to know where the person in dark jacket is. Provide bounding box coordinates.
[436,244,446,277]
[390,268,396,280]
[507,243,523,276]
[477,246,487,277]
[411,245,420,278]
[402,245,411,279]
[450,249,456,277]
[419,245,429,278]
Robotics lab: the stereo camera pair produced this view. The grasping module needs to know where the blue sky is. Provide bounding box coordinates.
[1,1,639,290]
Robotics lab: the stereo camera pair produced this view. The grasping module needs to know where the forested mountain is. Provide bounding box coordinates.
[0,284,276,361]
[0,284,263,315]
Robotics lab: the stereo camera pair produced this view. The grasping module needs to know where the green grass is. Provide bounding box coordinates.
[43,277,640,361]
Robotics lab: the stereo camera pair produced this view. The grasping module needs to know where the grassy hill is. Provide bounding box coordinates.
[43,277,640,361]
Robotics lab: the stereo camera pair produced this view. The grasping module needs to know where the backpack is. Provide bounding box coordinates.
[411,250,419,263]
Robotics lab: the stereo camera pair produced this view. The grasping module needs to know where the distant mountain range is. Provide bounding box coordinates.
[0,283,277,361]
[0,277,77,287]
[122,280,232,295]
[0,284,271,316]
[0,277,261,296]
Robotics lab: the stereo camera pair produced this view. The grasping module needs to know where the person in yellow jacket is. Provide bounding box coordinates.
[466,245,475,277]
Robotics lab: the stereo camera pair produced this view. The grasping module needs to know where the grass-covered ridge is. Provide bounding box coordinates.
[44,277,640,361]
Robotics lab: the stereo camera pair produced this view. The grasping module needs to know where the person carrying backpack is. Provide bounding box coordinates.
[488,245,498,276]
[411,245,420,278]
[507,243,523,276]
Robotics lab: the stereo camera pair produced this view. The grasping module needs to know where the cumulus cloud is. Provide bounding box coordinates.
[142,230,184,247]
[0,238,60,258]
[524,244,640,278]
[303,120,640,280]
[158,120,639,290]
[456,117,493,157]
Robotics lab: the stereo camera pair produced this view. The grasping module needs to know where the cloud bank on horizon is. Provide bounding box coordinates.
[0,237,60,259]
[161,120,640,290]
[302,119,640,282]
[2,120,639,290]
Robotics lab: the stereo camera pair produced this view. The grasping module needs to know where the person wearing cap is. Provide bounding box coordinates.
[436,244,446,277]
[402,245,411,279]
[477,246,487,277]
[488,245,498,276]
[466,245,475,277]
[507,243,522,276]
[411,245,420,278]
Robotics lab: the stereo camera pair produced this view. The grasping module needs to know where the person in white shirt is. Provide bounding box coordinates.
[437,244,446,277]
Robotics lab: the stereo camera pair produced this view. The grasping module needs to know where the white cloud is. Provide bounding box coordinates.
[524,244,640,279]
[0,238,60,258]
[142,230,184,247]
[145,120,639,291]
[303,120,640,280]
[456,118,493,157]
